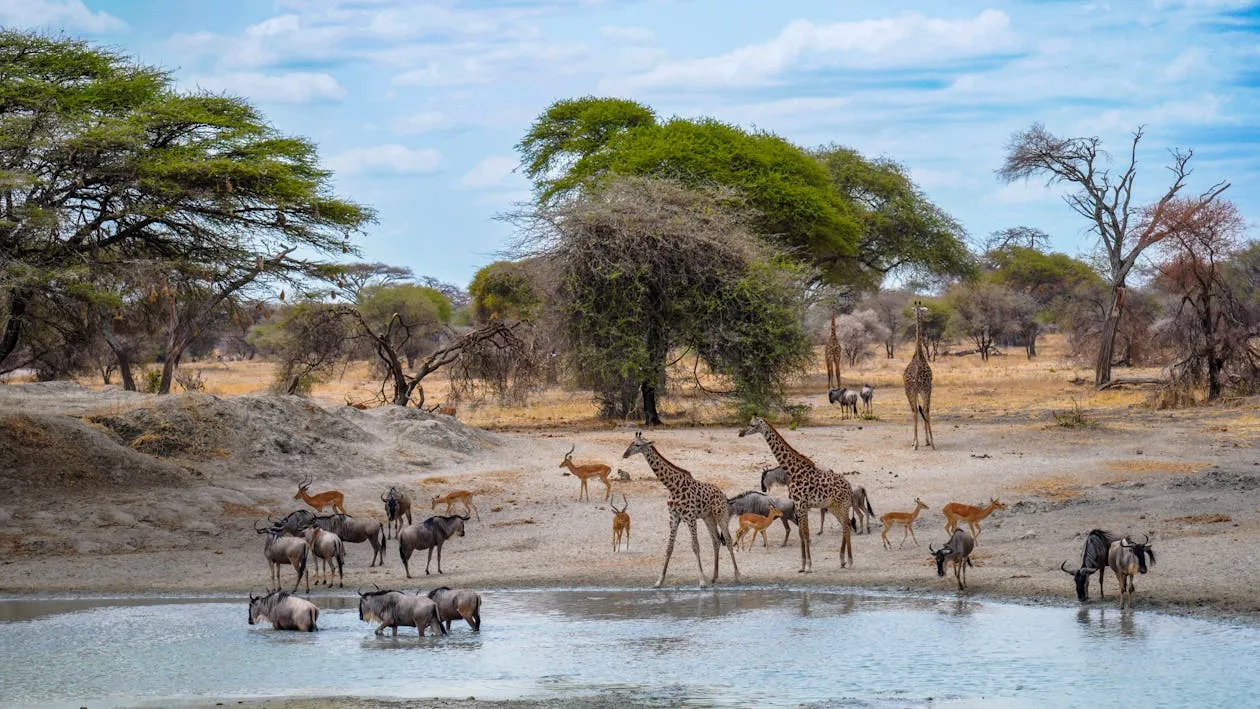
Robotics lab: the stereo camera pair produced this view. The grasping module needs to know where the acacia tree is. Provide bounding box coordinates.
[1153,199,1252,400]
[833,310,889,367]
[947,282,1026,361]
[861,290,910,358]
[998,124,1228,387]
[0,32,372,377]
[519,176,812,423]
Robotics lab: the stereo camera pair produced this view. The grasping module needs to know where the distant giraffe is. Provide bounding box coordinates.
[903,300,935,450]
[622,432,740,587]
[738,417,853,572]
[825,315,843,390]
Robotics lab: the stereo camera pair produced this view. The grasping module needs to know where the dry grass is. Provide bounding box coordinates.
[1167,514,1232,524]
[1012,473,1085,502]
[1104,460,1204,476]
[0,415,51,447]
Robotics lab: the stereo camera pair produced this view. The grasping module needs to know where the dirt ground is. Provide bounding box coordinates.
[2,339,1259,620]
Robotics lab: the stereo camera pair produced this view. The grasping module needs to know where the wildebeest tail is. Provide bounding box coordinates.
[865,496,874,516]
[297,546,308,585]
[473,594,482,631]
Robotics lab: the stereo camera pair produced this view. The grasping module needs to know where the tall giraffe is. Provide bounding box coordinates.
[825,315,843,390]
[903,300,935,449]
[622,432,740,587]
[737,417,853,572]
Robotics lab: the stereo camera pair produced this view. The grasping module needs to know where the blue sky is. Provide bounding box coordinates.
[7,0,1260,287]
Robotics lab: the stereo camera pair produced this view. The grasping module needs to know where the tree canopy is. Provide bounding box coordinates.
[0,31,373,378]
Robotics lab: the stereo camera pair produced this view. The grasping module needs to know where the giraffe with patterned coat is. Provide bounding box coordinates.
[738,417,853,572]
[903,300,935,450]
[825,315,844,390]
[622,432,740,587]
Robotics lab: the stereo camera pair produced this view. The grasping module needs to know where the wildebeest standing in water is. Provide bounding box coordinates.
[248,590,319,631]
[398,515,467,577]
[357,588,445,637]
[427,586,482,632]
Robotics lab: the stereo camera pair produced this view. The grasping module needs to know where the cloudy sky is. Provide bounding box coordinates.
[8,0,1259,286]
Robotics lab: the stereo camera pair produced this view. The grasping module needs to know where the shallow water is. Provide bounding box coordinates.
[1,588,1257,708]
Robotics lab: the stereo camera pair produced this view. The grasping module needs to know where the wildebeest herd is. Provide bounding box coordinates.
[247,420,1158,635]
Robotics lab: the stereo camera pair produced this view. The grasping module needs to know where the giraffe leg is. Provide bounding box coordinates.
[910,401,920,449]
[829,502,853,567]
[655,514,681,588]
[797,504,812,573]
[687,519,708,587]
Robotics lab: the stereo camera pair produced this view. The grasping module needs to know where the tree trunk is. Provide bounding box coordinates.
[0,288,31,367]
[158,341,190,394]
[1094,285,1125,388]
[641,380,662,427]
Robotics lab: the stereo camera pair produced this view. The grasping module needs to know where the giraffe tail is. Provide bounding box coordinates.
[917,404,929,423]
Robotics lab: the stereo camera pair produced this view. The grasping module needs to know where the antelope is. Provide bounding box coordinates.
[942,497,1007,540]
[611,494,631,552]
[728,491,797,546]
[382,486,413,539]
[879,497,929,550]
[930,528,976,590]
[1108,534,1155,609]
[1061,529,1123,602]
[344,393,373,410]
[559,444,612,502]
[255,521,309,592]
[431,489,479,521]
[294,475,346,514]
[301,525,345,587]
[247,590,319,632]
[735,506,784,551]
[427,586,482,632]
[399,515,468,577]
[357,588,445,637]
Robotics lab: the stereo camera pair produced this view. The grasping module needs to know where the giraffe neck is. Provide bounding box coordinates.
[913,307,927,361]
[640,445,696,496]
[829,315,837,341]
[758,421,815,473]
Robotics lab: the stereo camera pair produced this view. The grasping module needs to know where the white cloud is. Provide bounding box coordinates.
[392,59,492,87]
[984,180,1068,206]
[1163,48,1208,81]
[326,144,442,176]
[189,72,346,103]
[0,0,124,32]
[605,10,1015,92]
[391,110,448,134]
[459,156,520,189]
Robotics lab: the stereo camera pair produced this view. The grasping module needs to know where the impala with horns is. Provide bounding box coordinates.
[930,529,976,590]
[255,520,309,592]
[382,486,413,539]
[427,586,482,632]
[399,515,468,577]
[357,588,445,637]
[247,590,319,632]
[294,475,346,514]
[1060,529,1123,602]
[560,444,612,502]
[610,494,631,552]
[1108,534,1155,609]
[312,513,387,567]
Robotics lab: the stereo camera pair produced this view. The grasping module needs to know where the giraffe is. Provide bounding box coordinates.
[825,315,843,390]
[622,432,740,587]
[737,417,853,572]
[903,300,935,450]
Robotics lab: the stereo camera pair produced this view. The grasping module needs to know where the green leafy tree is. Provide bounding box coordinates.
[522,176,812,423]
[982,244,1103,356]
[0,31,373,384]
[468,260,542,323]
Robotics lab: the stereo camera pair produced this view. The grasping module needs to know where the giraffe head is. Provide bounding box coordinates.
[622,431,654,459]
[738,416,769,438]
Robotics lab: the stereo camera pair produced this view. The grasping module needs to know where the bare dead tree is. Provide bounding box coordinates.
[998,124,1229,387]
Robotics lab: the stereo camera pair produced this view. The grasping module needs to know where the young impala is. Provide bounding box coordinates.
[735,505,784,552]
[879,497,929,550]
[559,444,612,502]
[294,475,346,514]
[431,489,480,521]
[942,497,1007,540]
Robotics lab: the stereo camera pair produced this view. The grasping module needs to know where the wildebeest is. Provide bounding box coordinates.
[828,387,859,418]
[1060,529,1123,602]
[382,486,413,540]
[357,588,445,637]
[1108,534,1155,609]
[255,521,309,592]
[759,466,788,494]
[817,485,875,535]
[859,384,874,416]
[398,515,467,577]
[247,590,319,632]
[301,525,345,587]
[266,509,316,536]
[727,491,797,546]
[930,529,976,590]
[313,513,387,567]
[427,586,482,632]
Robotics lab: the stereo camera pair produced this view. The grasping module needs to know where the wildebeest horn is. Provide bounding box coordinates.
[928,543,937,553]
[254,520,268,533]
[381,492,388,502]
[1139,533,1150,545]
[1060,561,1076,575]
[459,515,470,521]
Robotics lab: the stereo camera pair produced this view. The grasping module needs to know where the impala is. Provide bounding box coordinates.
[559,444,612,502]
[942,497,1007,540]
[610,494,631,552]
[431,489,479,521]
[293,475,346,514]
[879,497,929,550]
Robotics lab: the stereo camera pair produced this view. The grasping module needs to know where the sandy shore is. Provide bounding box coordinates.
[3,381,1259,621]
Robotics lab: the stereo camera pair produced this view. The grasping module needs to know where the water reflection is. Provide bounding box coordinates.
[1074,605,1145,639]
